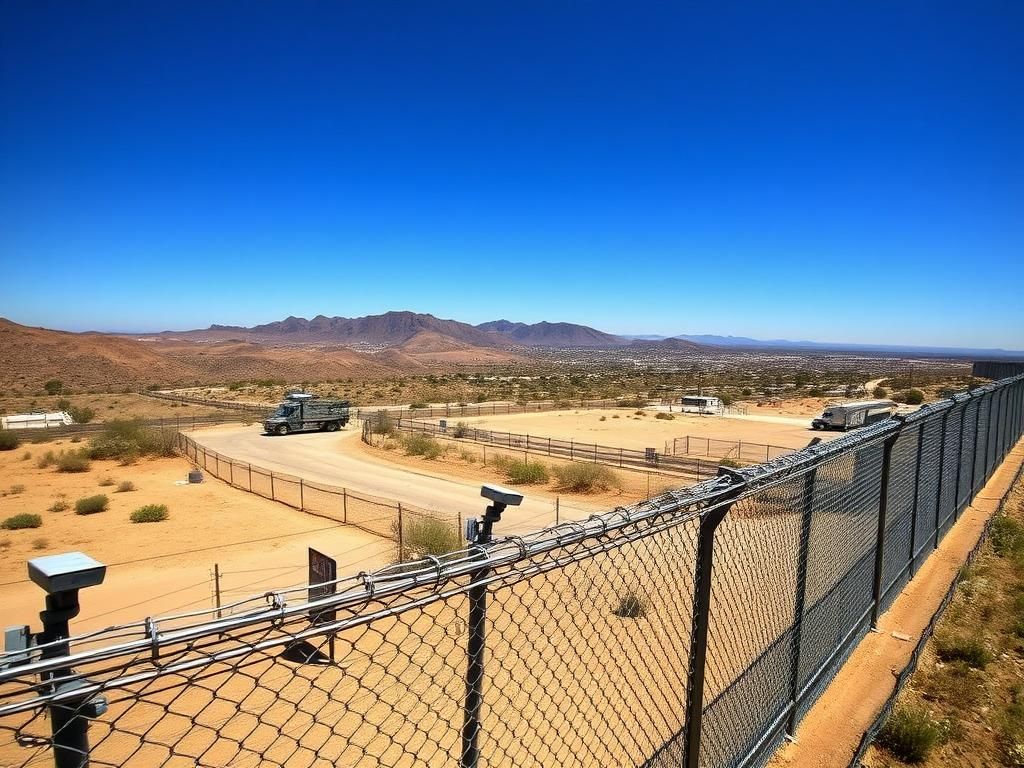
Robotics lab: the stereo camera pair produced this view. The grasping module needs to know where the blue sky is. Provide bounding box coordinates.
[1,2,1022,348]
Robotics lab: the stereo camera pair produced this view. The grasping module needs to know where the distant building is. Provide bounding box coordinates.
[680,395,722,415]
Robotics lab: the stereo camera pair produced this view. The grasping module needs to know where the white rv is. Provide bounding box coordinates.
[811,400,896,431]
[0,411,74,430]
[680,396,723,415]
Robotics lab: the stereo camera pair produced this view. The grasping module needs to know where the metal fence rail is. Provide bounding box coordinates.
[0,375,1022,768]
[668,435,795,464]
[175,432,461,556]
[384,417,727,480]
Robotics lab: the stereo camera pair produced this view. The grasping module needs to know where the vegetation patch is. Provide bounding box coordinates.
[75,494,109,515]
[492,455,549,484]
[131,504,169,523]
[612,590,647,619]
[553,462,622,493]
[396,516,461,560]
[877,704,947,763]
[402,433,444,459]
[57,451,91,473]
[116,480,136,493]
[654,412,675,420]
[48,500,69,513]
[89,419,176,461]
[0,429,20,451]
[2,513,42,530]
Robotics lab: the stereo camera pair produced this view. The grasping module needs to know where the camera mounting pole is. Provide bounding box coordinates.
[461,486,523,768]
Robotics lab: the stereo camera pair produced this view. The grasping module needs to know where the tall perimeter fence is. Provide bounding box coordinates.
[175,432,461,559]
[1,375,1022,768]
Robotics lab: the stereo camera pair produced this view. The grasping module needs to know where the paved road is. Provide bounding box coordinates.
[187,425,604,535]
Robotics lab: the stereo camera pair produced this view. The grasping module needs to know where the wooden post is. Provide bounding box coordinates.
[299,478,305,511]
[270,471,275,500]
[343,487,348,523]
[213,564,222,619]
[556,497,560,524]
[397,502,404,560]
[247,463,252,491]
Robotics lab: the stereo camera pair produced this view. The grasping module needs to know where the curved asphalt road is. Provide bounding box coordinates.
[187,425,604,535]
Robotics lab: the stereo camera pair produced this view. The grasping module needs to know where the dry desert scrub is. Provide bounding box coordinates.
[553,462,622,493]
[75,495,109,515]
[2,513,42,530]
[130,504,169,523]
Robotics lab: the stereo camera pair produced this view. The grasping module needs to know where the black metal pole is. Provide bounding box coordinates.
[787,462,817,735]
[39,591,92,768]
[952,400,967,520]
[908,423,925,577]
[683,475,745,768]
[871,430,901,628]
[934,409,951,549]
[970,393,983,495]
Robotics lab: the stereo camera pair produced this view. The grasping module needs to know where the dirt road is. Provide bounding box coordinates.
[187,425,604,534]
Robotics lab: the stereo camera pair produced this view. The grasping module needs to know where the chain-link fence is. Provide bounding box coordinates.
[1,375,1022,768]
[176,433,461,558]
[378,415,727,480]
[666,435,795,463]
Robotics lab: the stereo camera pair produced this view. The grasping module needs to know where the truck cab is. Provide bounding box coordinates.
[264,394,350,436]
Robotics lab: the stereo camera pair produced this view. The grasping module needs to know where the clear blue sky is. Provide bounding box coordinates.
[1,2,1022,348]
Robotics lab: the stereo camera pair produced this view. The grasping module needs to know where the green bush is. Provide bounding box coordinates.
[36,450,56,469]
[992,515,1024,558]
[44,379,63,395]
[0,430,20,451]
[936,635,992,668]
[493,456,549,484]
[396,516,461,559]
[2,513,42,530]
[719,458,742,469]
[877,704,944,763]
[116,480,136,493]
[553,462,622,493]
[452,421,470,438]
[75,495,109,515]
[904,388,925,405]
[89,419,175,460]
[872,386,889,399]
[130,504,169,523]
[402,433,444,459]
[612,590,646,618]
[368,410,396,437]
[57,451,91,473]
[655,412,675,420]
[67,405,96,424]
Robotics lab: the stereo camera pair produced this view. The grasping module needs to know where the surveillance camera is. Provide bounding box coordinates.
[28,552,106,595]
[480,484,524,507]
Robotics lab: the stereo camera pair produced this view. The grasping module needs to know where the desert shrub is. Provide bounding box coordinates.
[634,410,645,416]
[877,704,944,763]
[655,412,675,420]
[396,517,461,559]
[599,416,606,421]
[48,500,69,513]
[903,388,925,405]
[719,458,742,469]
[408,402,428,410]
[2,513,42,530]
[936,635,992,668]
[116,480,136,493]
[56,398,71,411]
[495,457,548,485]
[67,405,96,424]
[452,421,470,438]
[98,477,115,487]
[741,388,753,396]
[612,590,646,619]
[872,386,889,399]
[89,419,175,460]
[553,462,622,492]
[44,379,63,395]
[8,484,26,495]
[75,495,109,515]
[32,537,48,550]
[57,451,91,473]
[20,450,31,461]
[402,433,444,459]
[0,430,20,451]
[368,410,396,437]
[458,449,477,464]
[131,504,169,523]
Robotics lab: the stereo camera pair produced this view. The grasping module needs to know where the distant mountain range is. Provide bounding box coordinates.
[670,334,1024,358]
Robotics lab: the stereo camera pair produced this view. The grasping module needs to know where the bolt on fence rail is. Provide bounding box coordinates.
[0,375,1021,768]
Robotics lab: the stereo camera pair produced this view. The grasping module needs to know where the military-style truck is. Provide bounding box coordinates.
[263,393,350,436]
[811,399,896,431]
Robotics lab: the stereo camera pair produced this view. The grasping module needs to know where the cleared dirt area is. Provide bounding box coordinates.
[0,392,227,421]
[0,440,391,636]
[437,407,833,453]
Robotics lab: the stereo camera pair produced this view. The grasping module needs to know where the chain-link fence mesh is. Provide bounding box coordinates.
[2,376,1022,768]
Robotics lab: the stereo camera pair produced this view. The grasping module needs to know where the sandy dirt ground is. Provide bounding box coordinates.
[186,425,610,536]
[769,436,1024,768]
[428,407,834,452]
[0,392,227,422]
[0,442,391,636]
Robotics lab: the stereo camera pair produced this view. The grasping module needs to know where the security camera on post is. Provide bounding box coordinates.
[465,484,524,545]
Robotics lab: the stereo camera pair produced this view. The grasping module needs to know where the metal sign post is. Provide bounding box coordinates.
[308,548,337,661]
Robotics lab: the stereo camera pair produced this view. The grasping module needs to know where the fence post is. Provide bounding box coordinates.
[970,394,983,494]
[934,408,951,549]
[229,460,234,486]
[343,488,348,523]
[683,473,746,768]
[787,458,819,734]
[270,471,275,500]
[247,463,252,492]
[397,502,404,560]
[213,563,222,619]
[871,428,902,628]
[555,496,560,524]
[952,398,969,519]
[908,423,926,577]
[299,478,305,511]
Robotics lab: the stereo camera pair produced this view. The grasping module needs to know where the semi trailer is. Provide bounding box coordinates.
[263,393,350,436]
[811,399,897,431]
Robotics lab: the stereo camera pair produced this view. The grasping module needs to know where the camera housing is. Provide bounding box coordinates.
[28,552,106,595]
[480,484,524,508]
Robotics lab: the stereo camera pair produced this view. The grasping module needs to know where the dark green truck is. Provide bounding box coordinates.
[263,394,350,435]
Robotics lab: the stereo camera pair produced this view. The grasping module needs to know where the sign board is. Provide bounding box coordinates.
[308,548,337,625]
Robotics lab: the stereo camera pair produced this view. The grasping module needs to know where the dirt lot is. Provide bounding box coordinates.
[0,440,391,636]
[433,407,832,453]
[0,392,227,422]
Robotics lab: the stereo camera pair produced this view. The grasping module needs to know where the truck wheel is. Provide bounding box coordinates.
[326,421,339,432]
[275,424,290,436]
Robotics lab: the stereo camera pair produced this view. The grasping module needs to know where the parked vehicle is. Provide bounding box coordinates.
[680,395,723,415]
[0,411,73,430]
[263,394,350,436]
[811,400,896,431]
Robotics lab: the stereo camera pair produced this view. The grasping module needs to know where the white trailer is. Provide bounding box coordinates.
[680,396,723,415]
[0,411,74,430]
[811,400,896,431]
